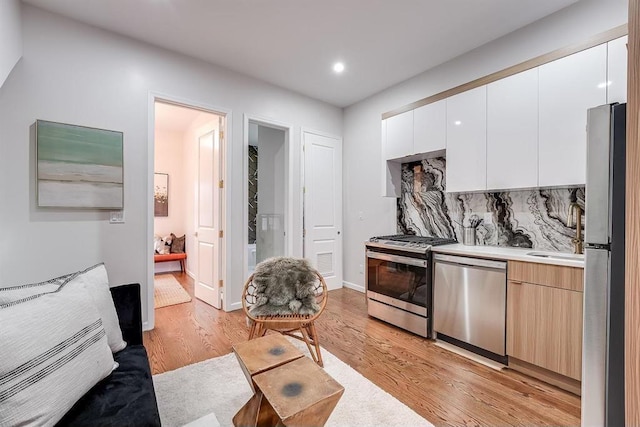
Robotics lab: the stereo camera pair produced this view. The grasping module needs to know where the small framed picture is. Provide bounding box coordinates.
[154,173,168,217]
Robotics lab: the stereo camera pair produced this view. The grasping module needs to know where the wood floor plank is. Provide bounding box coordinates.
[143,272,580,426]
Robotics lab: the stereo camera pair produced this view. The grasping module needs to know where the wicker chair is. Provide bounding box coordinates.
[242,268,328,366]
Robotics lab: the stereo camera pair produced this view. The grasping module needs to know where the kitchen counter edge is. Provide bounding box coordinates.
[431,244,584,268]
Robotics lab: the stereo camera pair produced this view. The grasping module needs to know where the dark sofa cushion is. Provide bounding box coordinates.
[55,345,161,427]
[110,283,143,346]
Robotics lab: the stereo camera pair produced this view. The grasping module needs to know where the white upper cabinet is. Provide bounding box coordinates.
[384,110,414,160]
[446,86,487,193]
[382,36,623,197]
[538,44,607,187]
[381,120,401,197]
[487,68,539,190]
[607,36,628,104]
[381,119,390,196]
[413,100,446,153]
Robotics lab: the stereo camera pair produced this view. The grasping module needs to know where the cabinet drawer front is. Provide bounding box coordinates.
[507,281,583,380]
[508,261,583,291]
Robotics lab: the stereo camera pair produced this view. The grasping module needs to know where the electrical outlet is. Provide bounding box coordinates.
[483,212,493,225]
[358,211,364,221]
[110,210,125,224]
[359,264,364,274]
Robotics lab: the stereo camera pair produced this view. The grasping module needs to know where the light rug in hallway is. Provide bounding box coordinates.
[153,339,433,427]
[154,274,192,308]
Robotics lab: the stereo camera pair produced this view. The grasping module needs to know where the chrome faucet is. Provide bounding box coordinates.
[567,202,584,254]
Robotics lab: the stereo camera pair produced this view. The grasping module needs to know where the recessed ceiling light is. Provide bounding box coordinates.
[333,62,345,73]
[597,80,612,89]
[454,120,462,126]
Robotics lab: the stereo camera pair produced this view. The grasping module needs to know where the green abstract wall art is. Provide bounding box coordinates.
[36,120,124,208]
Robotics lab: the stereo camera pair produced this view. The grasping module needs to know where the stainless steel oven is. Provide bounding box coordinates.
[365,235,456,338]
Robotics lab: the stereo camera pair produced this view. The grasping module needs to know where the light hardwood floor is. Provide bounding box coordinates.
[144,272,580,426]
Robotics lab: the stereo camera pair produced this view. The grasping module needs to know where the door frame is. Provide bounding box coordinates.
[242,114,293,283]
[146,91,231,330]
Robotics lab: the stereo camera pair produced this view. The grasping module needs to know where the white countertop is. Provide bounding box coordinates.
[431,244,584,268]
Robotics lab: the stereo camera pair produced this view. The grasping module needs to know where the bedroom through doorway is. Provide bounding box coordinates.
[152,100,225,314]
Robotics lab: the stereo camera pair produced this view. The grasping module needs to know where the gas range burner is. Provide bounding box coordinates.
[367,234,457,254]
[370,234,457,246]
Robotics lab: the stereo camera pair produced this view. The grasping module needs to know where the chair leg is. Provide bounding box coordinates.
[257,324,267,337]
[253,323,265,339]
[307,322,323,367]
[300,326,322,367]
[248,320,257,339]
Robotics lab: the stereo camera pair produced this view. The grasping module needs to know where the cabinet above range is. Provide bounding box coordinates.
[381,31,627,197]
[383,100,447,161]
[382,101,447,197]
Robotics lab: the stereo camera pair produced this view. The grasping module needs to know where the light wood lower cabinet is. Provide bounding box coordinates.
[507,280,583,380]
[506,261,584,394]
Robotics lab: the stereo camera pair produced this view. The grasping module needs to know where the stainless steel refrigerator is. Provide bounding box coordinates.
[583,103,626,427]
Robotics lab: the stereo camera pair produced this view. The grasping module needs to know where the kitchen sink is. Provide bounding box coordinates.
[526,251,584,261]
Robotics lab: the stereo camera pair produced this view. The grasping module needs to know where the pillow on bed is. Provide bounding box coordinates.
[0,283,115,426]
[170,234,186,253]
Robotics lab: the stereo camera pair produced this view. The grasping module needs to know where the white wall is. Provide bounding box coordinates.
[256,125,286,262]
[257,126,285,216]
[0,0,22,89]
[342,0,628,289]
[153,128,187,274]
[154,129,186,238]
[0,5,342,327]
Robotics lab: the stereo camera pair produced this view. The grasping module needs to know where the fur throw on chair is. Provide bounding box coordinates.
[249,257,320,316]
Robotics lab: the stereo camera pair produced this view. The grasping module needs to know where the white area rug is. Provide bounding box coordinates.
[153,339,433,427]
[154,274,191,308]
[182,412,220,427]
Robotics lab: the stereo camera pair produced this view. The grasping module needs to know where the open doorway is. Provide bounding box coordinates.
[152,100,225,317]
[246,119,290,278]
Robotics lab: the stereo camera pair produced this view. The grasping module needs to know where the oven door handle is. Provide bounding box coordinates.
[366,250,428,268]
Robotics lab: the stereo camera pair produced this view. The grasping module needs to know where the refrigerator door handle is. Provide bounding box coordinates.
[582,248,610,427]
[585,105,612,245]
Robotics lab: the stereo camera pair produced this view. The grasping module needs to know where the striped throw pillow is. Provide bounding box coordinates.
[0,272,74,305]
[65,264,127,353]
[0,264,127,353]
[0,283,115,426]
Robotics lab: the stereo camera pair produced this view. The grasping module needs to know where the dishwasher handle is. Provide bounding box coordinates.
[433,253,506,270]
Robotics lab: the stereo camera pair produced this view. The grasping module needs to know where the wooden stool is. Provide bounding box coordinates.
[233,335,344,427]
[233,334,304,392]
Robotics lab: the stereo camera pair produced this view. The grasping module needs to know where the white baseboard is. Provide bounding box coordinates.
[343,281,365,293]
[226,301,242,312]
[154,261,182,274]
[142,321,152,331]
[186,269,195,279]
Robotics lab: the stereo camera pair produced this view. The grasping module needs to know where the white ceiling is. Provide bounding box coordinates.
[23,0,578,107]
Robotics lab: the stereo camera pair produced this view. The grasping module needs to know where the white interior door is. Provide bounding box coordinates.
[195,130,222,308]
[303,131,343,290]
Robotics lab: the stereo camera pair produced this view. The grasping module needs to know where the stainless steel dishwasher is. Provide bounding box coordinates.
[433,253,507,358]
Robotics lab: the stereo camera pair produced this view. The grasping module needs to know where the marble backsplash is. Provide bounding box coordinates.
[248,145,258,244]
[397,158,585,252]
